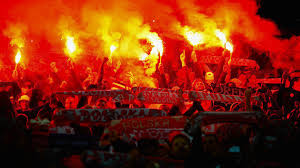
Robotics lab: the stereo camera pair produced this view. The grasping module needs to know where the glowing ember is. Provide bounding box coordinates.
[184,28,203,46]
[15,50,21,64]
[65,36,76,56]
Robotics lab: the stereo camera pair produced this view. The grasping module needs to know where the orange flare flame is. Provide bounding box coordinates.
[225,42,233,53]
[184,28,203,46]
[147,34,164,56]
[215,30,233,53]
[66,36,76,54]
[215,30,227,45]
[110,45,117,55]
[139,53,148,61]
[15,50,21,64]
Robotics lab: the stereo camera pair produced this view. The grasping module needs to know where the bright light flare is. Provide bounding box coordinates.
[147,34,164,56]
[15,50,21,64]
[215,30,233,53]
[139,53,148,61]
[184,28,203,46]
[110,45,117,54]
[215,30,227,44]
[139,33,163,65]
[225,42,233,53]
[65,36,76,56]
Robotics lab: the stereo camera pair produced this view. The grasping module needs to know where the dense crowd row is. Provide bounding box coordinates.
[0,56,299,167]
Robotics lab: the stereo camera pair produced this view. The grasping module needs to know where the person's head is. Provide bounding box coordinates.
[202,134,220,157]
[138,139,159,156]
[247,74,257,88]
[171,86,180,91]
[238,74,247,87]
[65,96,76,109]
[16,114,28,129]
[226,82,236,88]
[160,104,170,113]
[192,78,205,91]
[18,95,30,110]
[96,98,107,109]
[9,96,14,105]
[230,78,242,88]
[169,131,191,160]
[85,67,92,75]
[21,81,33,95]
[0,91,15,120]
[50,62,58,72]
[50,62,56,69]
[102,80,111,89]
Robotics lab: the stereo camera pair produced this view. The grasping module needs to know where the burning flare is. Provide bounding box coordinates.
[215,30,233,53]
[139,33,163,60]
[66,36,76,54]
[108,44,118,65]
[15,50,21,64]
[110,45,117,55]
[184,27,203,46]
[225,42,233,53]
[64,35,78,57]
[137,32,164,76]
[215,30,227,45]
[147,34,164,56]
[139,53,148,61]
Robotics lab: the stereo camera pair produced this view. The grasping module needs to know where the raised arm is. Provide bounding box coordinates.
[97,57,109,87]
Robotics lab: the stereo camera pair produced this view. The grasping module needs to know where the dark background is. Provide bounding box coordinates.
[257,0,300,38]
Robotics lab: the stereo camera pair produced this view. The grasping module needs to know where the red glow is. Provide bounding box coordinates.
[0,0,299,86]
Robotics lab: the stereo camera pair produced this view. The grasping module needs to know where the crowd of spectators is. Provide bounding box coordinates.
[0,53,299,167]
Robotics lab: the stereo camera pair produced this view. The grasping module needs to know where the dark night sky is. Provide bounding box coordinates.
[257,0,300,37]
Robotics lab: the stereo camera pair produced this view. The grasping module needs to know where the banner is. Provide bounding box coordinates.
[132,87,253,103]
[198,56,258,67]
[131,87,179,94]
[55,87,254,105]
[184,111,259,136]
[138,91,180,104]
[188,91,244,102]
[213,84,246,96]
[129,128,185,141]
[53,108,167,124]
[55,89,135,102]
[133,88,246,103]
[106,116,187,141]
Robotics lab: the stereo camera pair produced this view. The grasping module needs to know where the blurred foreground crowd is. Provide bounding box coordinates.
[0,56,299,168]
